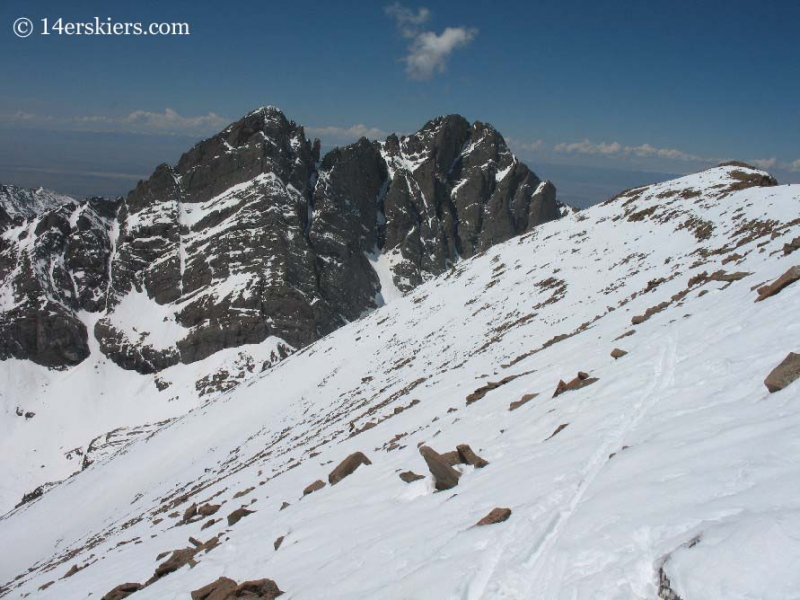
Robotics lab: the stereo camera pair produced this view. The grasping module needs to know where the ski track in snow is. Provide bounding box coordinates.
[475,334,678,599]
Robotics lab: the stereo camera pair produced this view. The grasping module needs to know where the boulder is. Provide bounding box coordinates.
[227,507,255,526]
[765,353,800,393]
[328,452,372,485]
[439,450,462,466]
[63,563,81,578]
[783,237,800,256]
[191,577,238,600]
[509,392,537,411]
[198,503,221,517]
[182,502,198,522]
[233,579,284,599]
[191,577,284,600]
[553,371,599,398]
[399,471,425,483]
[456,444,489,468]
[303,479,326,495]
[419,446,462,491]
[274,535,285,550]
[756,266,800,301]
[154,547,197,578]
[102,583,143,600]
[476,507,512,526]
[611,348,628,359]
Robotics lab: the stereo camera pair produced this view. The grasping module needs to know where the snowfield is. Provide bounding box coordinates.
[1,165,799,599]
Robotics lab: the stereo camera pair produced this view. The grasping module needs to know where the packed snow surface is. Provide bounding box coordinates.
[1,165,799,599]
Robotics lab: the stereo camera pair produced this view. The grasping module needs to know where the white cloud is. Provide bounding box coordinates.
[384,3,430,37]
[554,139,712,163]
[305,124,389,144]
[788,159,800,173]
[386,4,478,80]
[555,139,623,156]
[750,157,778,170]
[0,108,230,136]
[506,137,544,153]
[404,27,478,80]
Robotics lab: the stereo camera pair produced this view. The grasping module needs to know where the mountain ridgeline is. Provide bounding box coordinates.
[0,107,560,371]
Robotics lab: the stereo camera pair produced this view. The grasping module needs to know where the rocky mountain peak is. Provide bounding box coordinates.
[1,106,561,373]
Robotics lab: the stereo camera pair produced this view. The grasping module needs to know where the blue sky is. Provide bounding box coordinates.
[1,0,798,205]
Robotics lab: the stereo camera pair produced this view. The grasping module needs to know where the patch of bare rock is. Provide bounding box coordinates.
[466,370,534,405]
[191,576,284,600]
[784,237,800,255]
[553,371,599,398]
[765,353,800,393]
[611,348,628,359]
[328,451,372,485]
[102,582,143,600]
[227,507,255,526]
[546,423,569,440]
[303,479,326,496]
[509,392,538,411]
[399,470,425,483]
[476,507,512,526]
[418,443,489,491]
[755,266,800,301]
[419,446,461,491]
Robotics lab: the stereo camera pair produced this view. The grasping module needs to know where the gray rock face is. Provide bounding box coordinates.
[1,107,562,370]
[378,116,559,291]
[0,186,119,366]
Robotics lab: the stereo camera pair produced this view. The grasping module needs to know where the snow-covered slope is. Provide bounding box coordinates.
[1,164,799,599]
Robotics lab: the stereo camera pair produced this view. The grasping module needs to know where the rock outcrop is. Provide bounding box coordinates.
[419,445,462,491]
[328,451,372,485]
[755,266,800,302]
[191,577,284,600]
[553,371,599,397]
[476,507,512,526]
[764,353,800,393]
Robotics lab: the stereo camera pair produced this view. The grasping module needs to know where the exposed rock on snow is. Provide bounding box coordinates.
[190,576,283,600]
[399,470,425,483]
[764,353,800,393]
[190,576,237,600]
[509,392,538,411]
[302,479,325,495]
[328,451,372,485]
[419,445,462,491]
[784,237,800,256]
[455,444,489,468]
[552,371,599,397]
[101,582,143,600]
[546,423,570,440]
[611,348,628,359]
[226,507,255,526]
[475,507,512,526]
[755,265,800,301]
